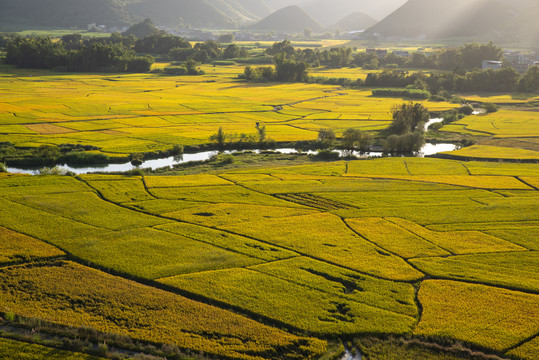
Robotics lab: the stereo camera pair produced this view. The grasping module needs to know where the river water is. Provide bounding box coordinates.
[7,143,457,175]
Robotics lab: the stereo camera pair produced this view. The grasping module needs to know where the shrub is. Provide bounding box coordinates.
[0,162,6,173]
[37,166,69,175]
[458,105,474,115]
[164,66,188,76]
[221,154,235,164]
[313,149,341,161]
[484,103,498,113]
[60,151,109,165]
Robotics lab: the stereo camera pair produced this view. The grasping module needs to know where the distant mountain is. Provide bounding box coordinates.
[127,0,236,29]
[503,3,539,44]
[0,0,134,27]
[234,0,274,19]
[332,12,378,32]
[0,0,268,29]
[303,0,406,25]
[249,5,325,33]
[367,0,516,39]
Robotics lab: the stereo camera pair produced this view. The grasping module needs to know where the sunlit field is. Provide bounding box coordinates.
[0,63,459,156]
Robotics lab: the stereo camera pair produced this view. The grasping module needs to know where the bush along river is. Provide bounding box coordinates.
[7,143,458,175]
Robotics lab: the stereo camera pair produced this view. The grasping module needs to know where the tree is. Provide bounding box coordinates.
[384,132,425,155]
[459,42,503,69]
[519,66,539,92]
[123,19,161,39]
[218,33,235,43]
[387,103,430,135]
[257,123,267,143]
[210,127,227,148]
[341,128,373,153]
[317,129,336,148]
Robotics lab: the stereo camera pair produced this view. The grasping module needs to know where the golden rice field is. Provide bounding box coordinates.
[0,156,537,359]
[0,64,459,155]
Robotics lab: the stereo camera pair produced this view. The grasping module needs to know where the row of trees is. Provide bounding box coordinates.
[264,41,504,71]
[366,66,539,94]
[5,36,154,72]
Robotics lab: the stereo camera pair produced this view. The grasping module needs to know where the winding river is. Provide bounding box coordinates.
[7,143,457,175]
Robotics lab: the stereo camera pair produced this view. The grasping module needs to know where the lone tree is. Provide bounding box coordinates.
[317,128,336,148]
[387,102,430,135]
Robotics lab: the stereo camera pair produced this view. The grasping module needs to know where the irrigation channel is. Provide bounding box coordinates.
[7,143,457,175]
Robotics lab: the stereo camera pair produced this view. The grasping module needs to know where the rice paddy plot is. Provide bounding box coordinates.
[411,252,539,292]
[442,145,539,161]
[345,218,450,258]
[124,199,202,214]
[162,202,319,227]
[402,158,470,175]
[222,212,424,281]
[250,257,418,317]
[414,280,539,352]
[317,189,496,209]
[145,174,233,188]
[441,110,539,137]
[0,261,326,360]
[156,222,298,262]
[345,175,533,190]
[150,184,301,207]
[82,177,155,203]
[483,227,539,250]
[7,192,167,231]
[386,218,525,255]
[465,162,539,176]
[53,227,263,280]
[0,198,110,242]
[333,201,538,227]
[242,176,460,195]
[0,226,64,265]
[0,175,89,196]
[160,268,416,336]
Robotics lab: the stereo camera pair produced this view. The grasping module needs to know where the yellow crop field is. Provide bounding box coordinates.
[345,217,450,258]
[0,66,457,154]
[0,261,326,360]
[0,226,64,264]
[163,202,319,227]
[386,217,525,254]
[441,110,539,138]
[442,145,539,160]
[414,280,539,352]
[411,252,539,292]
[250,257,418,317]
[345,174,532,190]
[223,212,424,281]
[160,267,417,336]
[82,177,154,203]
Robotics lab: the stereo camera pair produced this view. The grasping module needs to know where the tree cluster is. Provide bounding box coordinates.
[366,67,525,94]
[384,103,429,155]
[5,35,154,73]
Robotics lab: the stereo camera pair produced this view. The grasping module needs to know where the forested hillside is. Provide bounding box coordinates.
[0,0,270,29]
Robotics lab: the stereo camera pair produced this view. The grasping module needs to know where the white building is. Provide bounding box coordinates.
[482,60,502,70]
